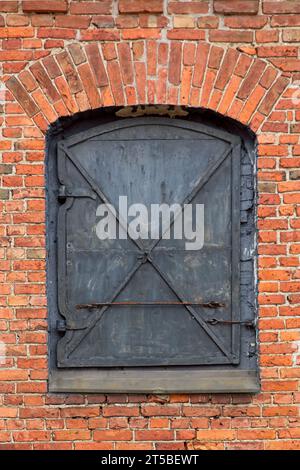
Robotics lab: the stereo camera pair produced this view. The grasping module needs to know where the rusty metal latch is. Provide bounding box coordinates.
[206,318,255,328]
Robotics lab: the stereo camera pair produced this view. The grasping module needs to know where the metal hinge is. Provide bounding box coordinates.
[56,319,88,332]
[57,185,96,201]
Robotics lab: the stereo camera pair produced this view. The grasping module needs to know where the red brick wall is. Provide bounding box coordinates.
[0,0,300,450]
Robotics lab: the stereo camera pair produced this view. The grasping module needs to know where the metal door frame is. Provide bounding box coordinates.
[47,112,259,393]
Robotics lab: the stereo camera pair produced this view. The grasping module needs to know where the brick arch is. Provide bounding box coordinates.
[5,41,290,134]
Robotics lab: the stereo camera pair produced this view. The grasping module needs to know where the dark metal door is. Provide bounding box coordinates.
[56,117,241,367]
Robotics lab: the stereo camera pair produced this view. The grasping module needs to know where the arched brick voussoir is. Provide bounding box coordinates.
[5,41,291,135]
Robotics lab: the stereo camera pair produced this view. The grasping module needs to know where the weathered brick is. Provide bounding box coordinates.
[92,15,114,28]
[102,43,117,61]
[173,15,195,29]
[237,61,266,99]
[22,1,67,13]
[103,406,139,417]
[56,51,82,94]
[6,77,38,117]
[168,2,209,14]
[263,2,300,14]
[260,67,278,89]
[37,27,76,40]
[210,30,253,42]
[94,430,132,441]
[0,2,18,12]
[42,56,61,80]
[192,43,210,87]
[135,430,174,441]
[271,15,300,27]
[68,44,86,66]
[214,1,259,15]
[80,29,120,41]
[121,28,159,40]
[13,431,50,442]
[85,44,108,87]
[55,15,90,30]
[53,430,91,441]
[259,77,289,116]
[168,42,182,86]
[215,49,239,90]
[30,62,60,103]
[119,1,163,14]
[70,2,112,15]
[225,16,267,29]
[77,62,101,108]
[198,16,219,29]
[283,35,300,52]
[167,29,205,40]
[118,42,134,84]
[107,61,125,105]
[197,429,236,440]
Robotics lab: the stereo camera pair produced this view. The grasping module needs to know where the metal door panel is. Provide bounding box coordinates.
[56,118,241,367]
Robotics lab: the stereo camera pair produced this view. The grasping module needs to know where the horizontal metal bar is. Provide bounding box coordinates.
[207,318,255,327]
[76,301,225,309]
